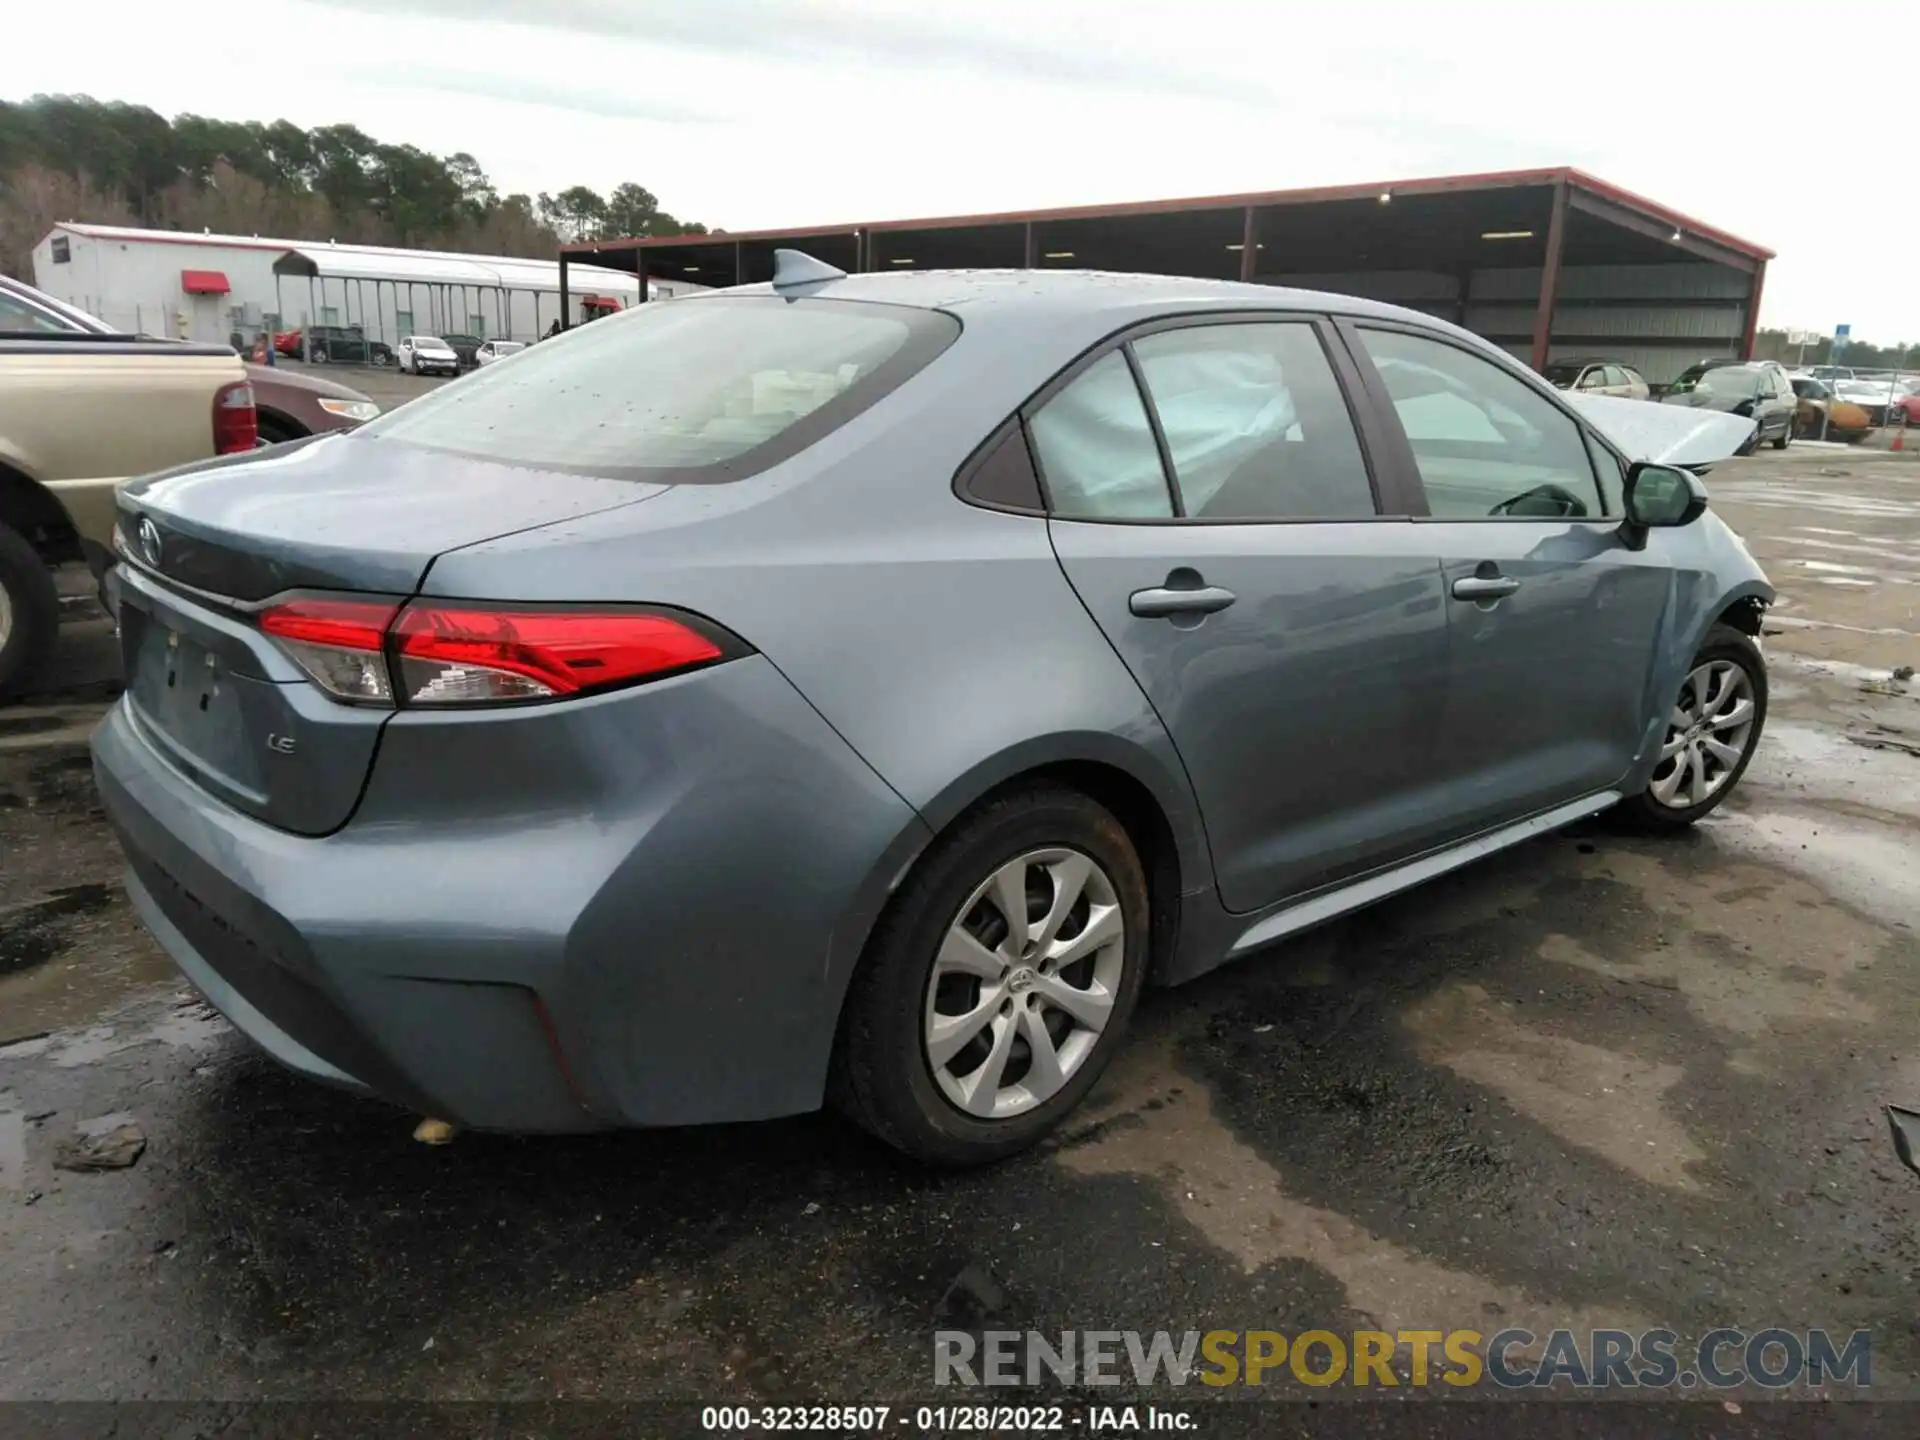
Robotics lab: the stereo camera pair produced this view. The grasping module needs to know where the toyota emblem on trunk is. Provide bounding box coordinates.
[137,517,162,568]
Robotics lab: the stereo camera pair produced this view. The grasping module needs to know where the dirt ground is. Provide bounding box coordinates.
[2,445,1918,1424]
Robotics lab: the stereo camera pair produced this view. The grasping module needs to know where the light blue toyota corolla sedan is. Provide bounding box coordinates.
[93,255,1772,1165]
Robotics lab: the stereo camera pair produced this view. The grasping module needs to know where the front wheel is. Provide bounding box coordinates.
[1618,624,1767,829]
[0,521,61,701]
[1772,424,1790,451]
[831,785,1149,1166]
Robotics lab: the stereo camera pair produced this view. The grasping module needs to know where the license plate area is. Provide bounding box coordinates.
[126,609,267,805]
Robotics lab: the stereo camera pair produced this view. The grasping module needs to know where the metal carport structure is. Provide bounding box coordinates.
[561,167,1773,384]
[271,247,645,351]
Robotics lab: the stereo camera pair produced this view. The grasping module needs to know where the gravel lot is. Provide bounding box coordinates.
[3,445,1917,1428]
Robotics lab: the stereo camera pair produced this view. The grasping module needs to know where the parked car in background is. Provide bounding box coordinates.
[293,325,395,368]
[96,259,1774,1165]
[1789,377,1874,441]
[1830,376,1903,427]
[474,339,526,367]
[248,365,381,445]
[440,333,484,370]
[1808,365,1856,381]
[0,274,251,696]
[1541,358,1650,399]
[398,335,461,377]
[1662,360,1795,449]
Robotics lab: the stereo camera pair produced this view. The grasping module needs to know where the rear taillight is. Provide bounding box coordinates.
[260,597,399,703]
[213,380,258,453]
[391,605,724,705]
[258,596,742,708]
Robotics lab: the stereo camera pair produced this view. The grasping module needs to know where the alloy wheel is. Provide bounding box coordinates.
[923,847,1126,1120]
[0,576,13,650]
[1649,660,1757,809]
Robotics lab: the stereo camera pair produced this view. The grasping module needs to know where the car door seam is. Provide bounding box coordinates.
[1043,515,1222,898]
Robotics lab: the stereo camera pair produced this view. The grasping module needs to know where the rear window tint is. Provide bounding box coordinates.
[363,296,959,482]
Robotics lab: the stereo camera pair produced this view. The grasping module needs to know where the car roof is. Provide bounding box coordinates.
[692,266,1503,354]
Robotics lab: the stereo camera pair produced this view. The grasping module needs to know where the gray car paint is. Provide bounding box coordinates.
[93,269,1773,1131]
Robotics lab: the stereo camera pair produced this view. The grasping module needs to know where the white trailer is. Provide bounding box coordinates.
[32,223,698,347]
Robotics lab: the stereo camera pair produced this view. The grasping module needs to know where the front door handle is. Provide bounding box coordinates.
[1129,584,1237,618]
[1452,575,1521,601]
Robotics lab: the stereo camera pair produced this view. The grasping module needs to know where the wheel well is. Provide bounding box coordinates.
[0,463,81,566]
[256,408,308,441]
[971,759,1184,984]
[1715,595,1767,637]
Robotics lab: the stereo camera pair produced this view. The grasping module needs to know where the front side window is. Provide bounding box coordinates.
[1029,351,1173,519]
[1130,322,1375,520]
[364,295,958,483]
[1355,327,1604,520]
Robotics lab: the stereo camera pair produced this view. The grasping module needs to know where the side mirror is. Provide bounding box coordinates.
[1620,462,1708,549]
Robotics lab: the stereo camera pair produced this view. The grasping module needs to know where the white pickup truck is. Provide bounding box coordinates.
[1,276,252,697]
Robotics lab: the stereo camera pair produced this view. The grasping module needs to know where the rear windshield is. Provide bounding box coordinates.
[363,295,960,481]
[1540,363,1583,386]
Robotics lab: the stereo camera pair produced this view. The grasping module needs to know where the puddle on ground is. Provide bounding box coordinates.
[1398,981,1704,1191]
[1058,1039,1646,1340]
[1768,536,1920,567]
[1711,483,1920,521]
[0,992,225,1067]
[0,891,178,1044]
[1706,808,1920,935]
[1745,722,1920,815]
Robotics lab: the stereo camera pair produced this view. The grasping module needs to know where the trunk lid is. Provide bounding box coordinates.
[113,434,666,835]
[118,433,666,601]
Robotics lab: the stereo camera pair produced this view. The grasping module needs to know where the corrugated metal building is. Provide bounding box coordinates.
[31,223,697,347]
[561,168,1771,384]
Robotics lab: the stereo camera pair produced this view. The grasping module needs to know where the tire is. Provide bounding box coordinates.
[0,521,61,702]
[256,415,304,447]
[1616,624,1767,830]
[830,784,1150,1166]
[1772,423,1789,451]
[310,348,328,365]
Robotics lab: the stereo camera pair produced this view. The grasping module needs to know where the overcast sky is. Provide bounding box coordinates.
[11,0,1913,339]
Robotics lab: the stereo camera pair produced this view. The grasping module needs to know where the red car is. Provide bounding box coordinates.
[1893,390,1920,427]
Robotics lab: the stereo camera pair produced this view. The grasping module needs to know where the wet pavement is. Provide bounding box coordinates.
[2,447,1919,1422]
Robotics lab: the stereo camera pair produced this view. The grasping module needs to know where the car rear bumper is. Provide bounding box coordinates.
[92,654,928,1132]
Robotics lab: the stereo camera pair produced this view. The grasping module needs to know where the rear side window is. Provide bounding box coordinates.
[363,296,959,482]
[1131,322,1375,520]
[1029,351,1175,519]
[1355,327,1604,520]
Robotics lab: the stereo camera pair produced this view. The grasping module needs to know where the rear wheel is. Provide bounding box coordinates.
[1618,625,1766,829]
[1772,423,1790,451]
[0,521,60,701]
[831,785,1149,1166]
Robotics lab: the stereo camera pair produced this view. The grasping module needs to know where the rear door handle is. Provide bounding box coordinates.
[1452,575,1521,601]
[1129,584,1237,618]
